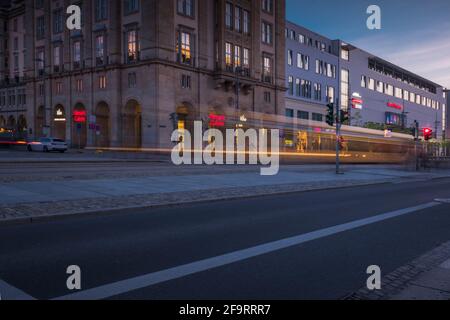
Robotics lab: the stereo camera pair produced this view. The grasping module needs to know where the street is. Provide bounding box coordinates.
[1,178,450,300]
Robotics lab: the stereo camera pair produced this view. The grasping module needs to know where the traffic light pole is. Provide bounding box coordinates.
[335,99,343,175]
[414,121,419,171]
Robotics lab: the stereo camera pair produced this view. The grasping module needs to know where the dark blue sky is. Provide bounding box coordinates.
[286,0,450,87]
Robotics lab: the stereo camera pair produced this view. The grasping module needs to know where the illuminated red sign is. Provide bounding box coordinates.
[209,114,225,127]
[351,98,363,110]
[387,102,402,110]
[73,110,87,123]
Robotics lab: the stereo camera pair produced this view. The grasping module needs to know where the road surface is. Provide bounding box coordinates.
[1,178,450,300]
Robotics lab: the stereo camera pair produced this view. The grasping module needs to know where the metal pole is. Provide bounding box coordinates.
[434,113,439,140]
[414,120,419,171]
[415,141,419,171]
[348,82,351,127]
[78,125,80,150]
[401,98,406,130]
[336,98,342,174]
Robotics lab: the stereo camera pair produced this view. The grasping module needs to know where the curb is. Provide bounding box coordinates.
[0,180,391,227]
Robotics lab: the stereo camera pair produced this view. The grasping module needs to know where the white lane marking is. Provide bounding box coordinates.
[55,201,441,300]
[440,259,450,270]
[434,198,450,204]
[0,279,35,300]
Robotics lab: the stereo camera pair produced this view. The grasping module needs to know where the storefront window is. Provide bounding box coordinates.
[385,112,401,125]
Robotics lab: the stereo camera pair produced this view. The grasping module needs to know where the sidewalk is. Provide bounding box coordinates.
[0,148,170,163]
[1,165,450,225]
[346,241,450,300]
[0,167,419,205]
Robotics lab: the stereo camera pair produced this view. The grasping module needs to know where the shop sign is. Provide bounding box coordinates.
[73,110,87,123]
[209,113,225,128]
[54,107,66,122]
[387,102,402,110]
[352,93,363,110]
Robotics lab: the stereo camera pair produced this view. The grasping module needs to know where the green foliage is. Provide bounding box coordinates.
[363,122,414,135]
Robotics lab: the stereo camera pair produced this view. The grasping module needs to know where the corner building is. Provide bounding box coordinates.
[0,0,286,148]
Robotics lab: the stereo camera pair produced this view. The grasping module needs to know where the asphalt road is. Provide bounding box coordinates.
[1,178,450,300]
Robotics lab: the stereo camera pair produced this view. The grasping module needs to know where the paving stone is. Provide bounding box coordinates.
[345,241,450,300]
[391,285,450,300]
[410,268,450,292]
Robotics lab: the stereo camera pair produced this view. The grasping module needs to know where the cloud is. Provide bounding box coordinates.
[349,24,450,88]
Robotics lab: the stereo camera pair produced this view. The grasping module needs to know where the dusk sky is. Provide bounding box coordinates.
[286,0,450,88]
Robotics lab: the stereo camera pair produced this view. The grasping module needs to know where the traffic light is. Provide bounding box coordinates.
[326,103,334,126]
[340,110,349,124]
[412,121,419,140]
[423,128,433,141]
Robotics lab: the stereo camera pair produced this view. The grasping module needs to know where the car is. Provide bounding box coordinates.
[27,138,68,153]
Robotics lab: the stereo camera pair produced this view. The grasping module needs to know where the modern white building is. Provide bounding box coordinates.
[285,21,447,139]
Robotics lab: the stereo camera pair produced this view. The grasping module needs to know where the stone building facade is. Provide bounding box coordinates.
[0,0,27,140]
[0,0,286,148]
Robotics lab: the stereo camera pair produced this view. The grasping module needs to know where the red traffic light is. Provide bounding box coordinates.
[423,128,433,141]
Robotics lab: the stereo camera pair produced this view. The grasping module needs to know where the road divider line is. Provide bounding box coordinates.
[434,198,450,204]
[0,279,35,300]
[54,201,441,300]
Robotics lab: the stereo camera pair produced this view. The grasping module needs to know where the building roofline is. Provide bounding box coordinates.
[341,42,444,89]
[286,20,445,89]
[286,20,333,42]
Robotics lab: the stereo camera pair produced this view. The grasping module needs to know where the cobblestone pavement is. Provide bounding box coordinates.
[345,241,450,300]
[0,178,390,224]
[1,162,449,225]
